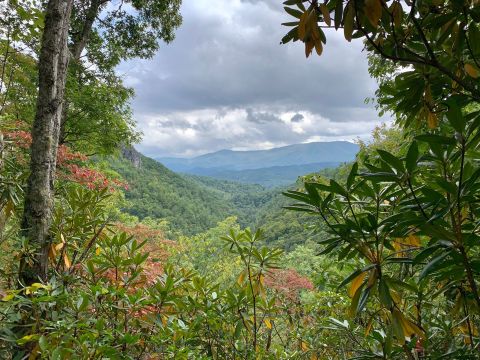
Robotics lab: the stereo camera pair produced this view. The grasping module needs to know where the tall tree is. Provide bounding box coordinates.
[59,0,182,146]
[19,0,73,284]
[18,0,182,284]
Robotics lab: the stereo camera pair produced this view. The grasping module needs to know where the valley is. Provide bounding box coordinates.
[107,144,341,249]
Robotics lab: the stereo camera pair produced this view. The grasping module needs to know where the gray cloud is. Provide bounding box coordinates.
[135,108,377,157]
[246,108,282,124]
[290,113,304,123]
[117,0,386,157]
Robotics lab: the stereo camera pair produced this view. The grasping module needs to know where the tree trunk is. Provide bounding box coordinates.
[19,0,73,285]
[59,0,102,144]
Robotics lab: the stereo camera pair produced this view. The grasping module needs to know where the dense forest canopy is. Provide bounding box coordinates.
[0,0,480,359]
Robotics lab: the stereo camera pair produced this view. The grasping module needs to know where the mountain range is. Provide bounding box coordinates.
[156,141,358,187]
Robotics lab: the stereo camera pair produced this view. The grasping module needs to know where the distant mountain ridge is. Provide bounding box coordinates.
[181,162,340,188]
[155,141,358,187]
[157,141,358,171]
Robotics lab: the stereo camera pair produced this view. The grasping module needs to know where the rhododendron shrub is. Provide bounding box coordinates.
[114,223,178,282]
[0,121,357,358]
[264,268,314,300]
[1,217,354,358]
[2,121,127,192]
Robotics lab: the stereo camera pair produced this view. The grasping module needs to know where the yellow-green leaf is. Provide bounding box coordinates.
[348,272,366,297]
[314,39,323,56]
[2,293,15,302]
[320,3,331,27]
[465,63,479,78]
[237,270,246,285]
[63,253,71,269]
[344,2,354,42]
[305,39,315,58]
[390,1,403,28]
[406,234,421,247]
[365,317,373,336]
[298,10,309,40]
[364,0,382,29]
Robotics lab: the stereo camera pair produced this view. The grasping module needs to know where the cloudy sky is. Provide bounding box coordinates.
[118,0,386,158]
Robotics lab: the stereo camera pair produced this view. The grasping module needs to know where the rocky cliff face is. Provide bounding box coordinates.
[121,146,142,168]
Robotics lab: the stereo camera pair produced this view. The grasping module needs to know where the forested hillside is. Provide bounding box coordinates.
[180,162,342,187]
[108,147,319,247]
[106,149,236,235]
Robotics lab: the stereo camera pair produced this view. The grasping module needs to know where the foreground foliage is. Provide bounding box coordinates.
[283,0,480,357]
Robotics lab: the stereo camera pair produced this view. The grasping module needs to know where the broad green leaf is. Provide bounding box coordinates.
[378,278,393,308]
[357,286,371,313]
[320,3,331,26]
[419,251,451,280]
[445,97,465,132]
[347,162,358,189]
[284,6,303,19]
[334,0,343,30]
[330,179,348,197]
[415,134,456,145]
[377,149,405,173]
[405,141,418,173]
[343,2,354,41]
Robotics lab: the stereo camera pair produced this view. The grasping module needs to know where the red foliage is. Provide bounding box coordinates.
[98,224,179,318]
[115,223,178,283]
[3,130,32,148]
[60,162,128,191]
[2,127,128,191]
[264,268,314,299]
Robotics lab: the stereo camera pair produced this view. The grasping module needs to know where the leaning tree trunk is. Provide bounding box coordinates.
[59,0,103,144]
[19,0,73,285]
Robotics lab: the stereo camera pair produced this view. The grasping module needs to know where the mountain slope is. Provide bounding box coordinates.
[158,141,358,171]
[107,147,350,249]
[182,174,275,225]
[107,148,238,236]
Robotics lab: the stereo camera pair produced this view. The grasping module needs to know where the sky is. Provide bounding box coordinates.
[117,0,386,158]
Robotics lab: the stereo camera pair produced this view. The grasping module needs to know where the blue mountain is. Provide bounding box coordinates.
[156,141,358,187]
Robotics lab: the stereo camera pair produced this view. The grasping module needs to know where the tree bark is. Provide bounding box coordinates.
[19,0,73,285]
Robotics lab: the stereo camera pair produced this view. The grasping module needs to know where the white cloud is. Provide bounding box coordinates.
[117,0,387,157]
[136,107,381,157]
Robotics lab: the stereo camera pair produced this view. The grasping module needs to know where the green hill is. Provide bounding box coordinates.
[107,148,237,235]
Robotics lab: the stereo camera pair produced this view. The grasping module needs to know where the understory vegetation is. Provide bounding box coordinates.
[1,0,480,359]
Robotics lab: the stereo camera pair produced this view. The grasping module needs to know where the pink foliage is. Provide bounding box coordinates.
[264,268,314,299]
[3,126,128,191]
[3,130,32,148]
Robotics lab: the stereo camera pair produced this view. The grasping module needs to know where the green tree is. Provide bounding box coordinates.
[60,0,182,152]
[283,0,480,356]
[20,0,73,284]
[14,0,182,283]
